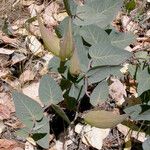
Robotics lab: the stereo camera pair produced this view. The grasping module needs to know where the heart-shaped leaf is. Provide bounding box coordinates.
[74,0,122,28]
[89,43,132,66]
[90,81,108,106]
[12,92,43,129]
[39,75,63,106]
[79,25,109,45]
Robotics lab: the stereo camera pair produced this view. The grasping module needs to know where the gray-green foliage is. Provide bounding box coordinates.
[39,75,63,105]
[74,0,122,27]
[90,81,108,106]
[12,0,140,148]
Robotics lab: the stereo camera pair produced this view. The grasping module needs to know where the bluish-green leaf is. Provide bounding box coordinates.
[51,104,70,124]
[48,56,60,72]
[90,81,108,106]
[87,66,122,84]
[143,137,150,150]
[33,116,50,149]
[69,83,85,100]
[12,92,43,129]
[79,25,109,45]
[136,68,150,95]
[89,43,132,66]
[109,31,136,49]
[39,75,63,106]
[74,0,122,28]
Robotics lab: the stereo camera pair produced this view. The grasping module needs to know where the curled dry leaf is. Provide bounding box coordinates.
[11,53,26,65]
[19,70,36,84]
[0,31,18,45]
[43,2,59,27]
[25,35,44,56]
[0,48,14,55]
[109,78,127,106]
[117,124,147,142]
[75,124,110,149]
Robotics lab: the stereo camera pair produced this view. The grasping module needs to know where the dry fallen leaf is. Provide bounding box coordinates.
[0,139,24,150]
[43,2,60,27]
[0,92,15,113]
[0,48,14,55]
[25,35,44,56]
[75,124,110,149]
[109,78,127,106]
[117,124,147,142]
[19,69,36,84]
[0,104,11,120]
[0,121,6,134]
[22,82,43,106]
[11,53,26,65]
[0,31,18,45]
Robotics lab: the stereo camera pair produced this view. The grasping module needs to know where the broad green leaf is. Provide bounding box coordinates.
[135,51,149,63]
[79,25,109,45]
[51,104,70,124]
[39,75,63,106]
[12,92,43,129]
[136,68,150,95]
[37,14,60,56]
[84,110,128,128]
[109,31,136,49]
[140,90,150,104]
[90,81,108,106]
[128,64,137,77]
[135,109,150,121]
[124,104,142,120]
[89,43,132,66]
[74,0,122,27]
[87,66,122,84]
[63,0,77,16]
[33,116,50,149]
[143,138,150,150]
[69,83,85,100]
[48,56,60,72]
